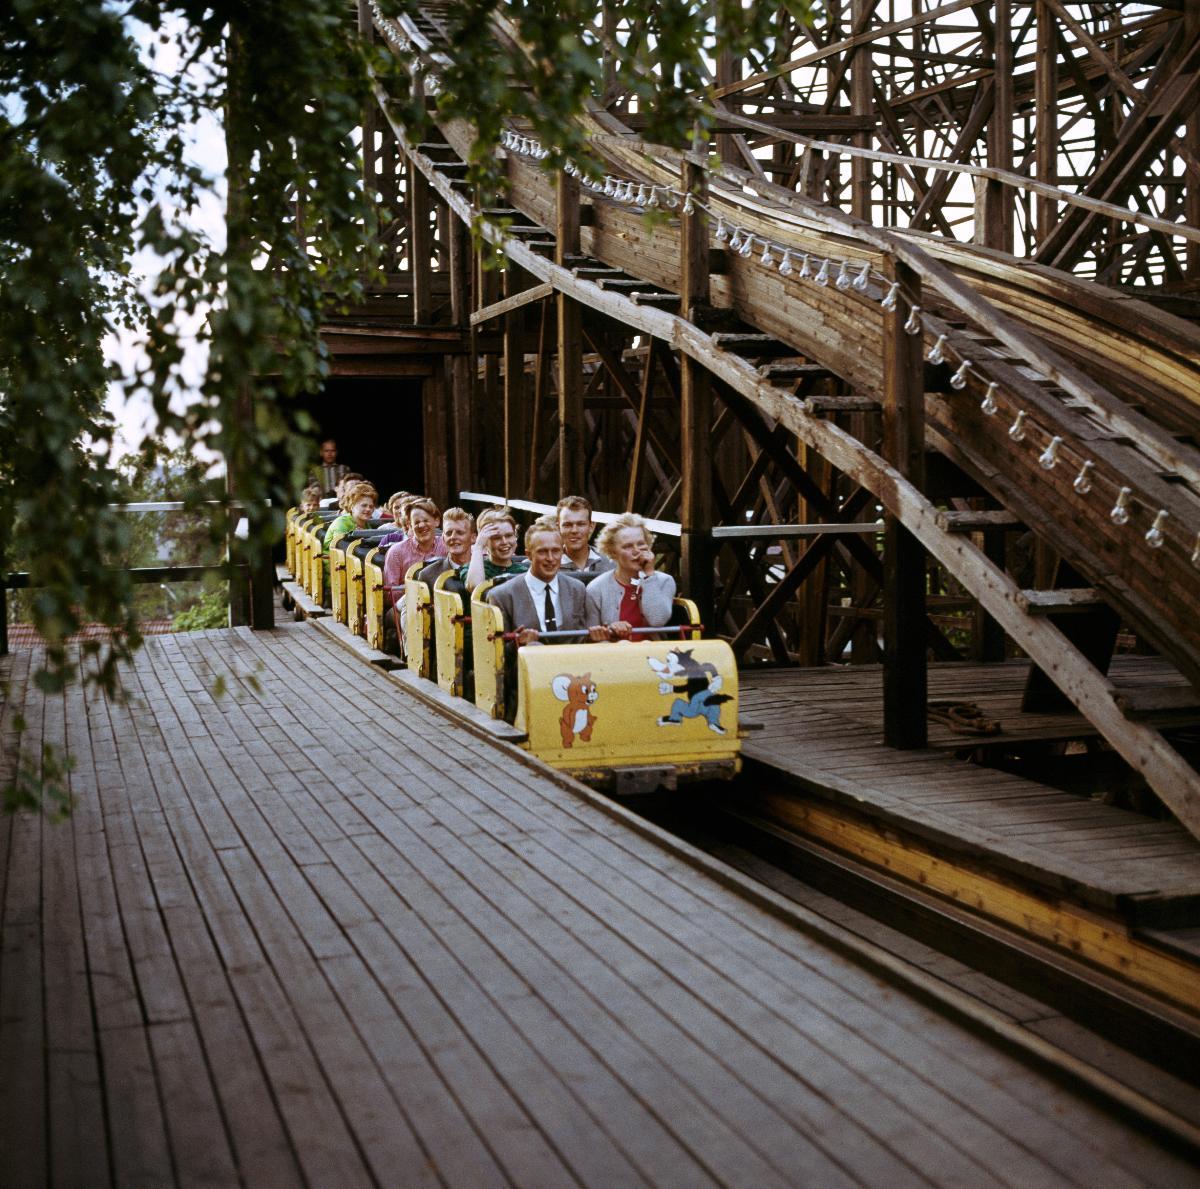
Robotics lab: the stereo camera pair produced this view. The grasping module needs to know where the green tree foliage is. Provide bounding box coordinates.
[1,0,406,697]
[2,0,804,813]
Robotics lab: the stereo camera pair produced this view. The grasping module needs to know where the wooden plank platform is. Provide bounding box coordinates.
[2,624,1199,1187]
[739,661,1200,922]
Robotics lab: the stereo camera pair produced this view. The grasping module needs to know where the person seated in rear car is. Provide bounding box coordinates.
[376,491,410,544]
[298,485,321,515]
[556,495,614,581]
[585,512,675,640]
[323,480,377,545]
[485,522,591,646]
[320,470,363,510]
[415,507,475,587]
[321,480,377,593]
[310,438,349,498]
[460,507,528,591]
[382,497,446,610]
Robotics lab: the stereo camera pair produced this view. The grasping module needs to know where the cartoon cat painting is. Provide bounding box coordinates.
[647,649,733,734]
[551,673,599,748]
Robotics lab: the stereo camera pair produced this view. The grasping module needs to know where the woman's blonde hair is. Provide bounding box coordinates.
[477,506,517,533]
[340,480,378,512]
[595,512,653,560]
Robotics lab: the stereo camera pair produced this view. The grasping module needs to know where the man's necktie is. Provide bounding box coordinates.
[543,584,557,632]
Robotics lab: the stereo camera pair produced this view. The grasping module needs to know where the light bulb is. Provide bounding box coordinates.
[1038,435,1062,470]
[760,242,774,266]
[1008,410,1027,441]
[738,235,753,258]
[880,281,899,311]
[798,254,812,280]
[715,217,728,242]
[835,261,851,289]
[950,361,971,389]
[854,262,871,292]
[1073,460,1094,494]
[815,259,830,286]
[928,334,947,365]
[682,193,694,214]
[778,250,793,277]
[1110,487,1132,526]
[903,305,922,335]
[980,382,999,415]
[1145,510,1168,548]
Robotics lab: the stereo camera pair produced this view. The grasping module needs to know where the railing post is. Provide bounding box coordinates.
[0,581,8,656]
[881,257,927,748]
[250,515,276,631]
[679,156,714,626]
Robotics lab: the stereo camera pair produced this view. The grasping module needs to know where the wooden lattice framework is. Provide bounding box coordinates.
[317,1,1200,825]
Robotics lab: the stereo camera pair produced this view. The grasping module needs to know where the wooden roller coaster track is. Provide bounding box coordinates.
[339,1,1200,831]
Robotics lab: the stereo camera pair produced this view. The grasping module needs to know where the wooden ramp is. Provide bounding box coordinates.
[740,662,1200,918]
[2,624,1198,1187]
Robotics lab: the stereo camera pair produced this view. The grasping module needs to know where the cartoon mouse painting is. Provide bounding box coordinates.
[551,673,599,747]
[647,649,732,734]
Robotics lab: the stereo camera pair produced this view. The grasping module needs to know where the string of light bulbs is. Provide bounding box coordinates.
[499,129,1196,568]
[369,5,1196,570]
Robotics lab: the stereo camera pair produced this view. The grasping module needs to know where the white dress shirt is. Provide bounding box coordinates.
[523,571,561,632]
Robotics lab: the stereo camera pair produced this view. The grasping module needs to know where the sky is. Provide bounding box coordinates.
[103,20,227,462]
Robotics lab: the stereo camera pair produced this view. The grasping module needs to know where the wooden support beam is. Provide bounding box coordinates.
[882,259,927,749]
[447,212,473,497]
[408,153,432,324]
[470,282,554,326]
[1035,0,1059,245]
[422,367,450,508]
[680,158,709,320]
[626,341,657,512]
[556,171,584,496]
[680,356,714,624]
[503,269,530,501]
[984,0,1014,253]
[850,0,873,221]
[679,158,714,621]
[1187,3,1200,276]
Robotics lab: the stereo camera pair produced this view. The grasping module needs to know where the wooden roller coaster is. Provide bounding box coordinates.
[321,2,1200,831]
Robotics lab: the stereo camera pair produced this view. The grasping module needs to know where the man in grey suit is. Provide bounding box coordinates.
[485,522,590,645]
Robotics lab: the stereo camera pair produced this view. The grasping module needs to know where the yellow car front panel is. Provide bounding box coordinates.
[403,563,432,674]
[346,542,372,637]
[433,571,469,698]
[470,581,509,720]
[515,639,740,778]
[328,531,351,623]
[285,507,299,575]
[364,547,388,652]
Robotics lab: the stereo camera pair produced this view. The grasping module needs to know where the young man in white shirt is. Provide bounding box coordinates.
[556,495,615,580]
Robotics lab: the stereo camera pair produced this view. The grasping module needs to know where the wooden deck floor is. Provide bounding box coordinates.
[739,661,1200,921]
[2,624,1198,1187]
